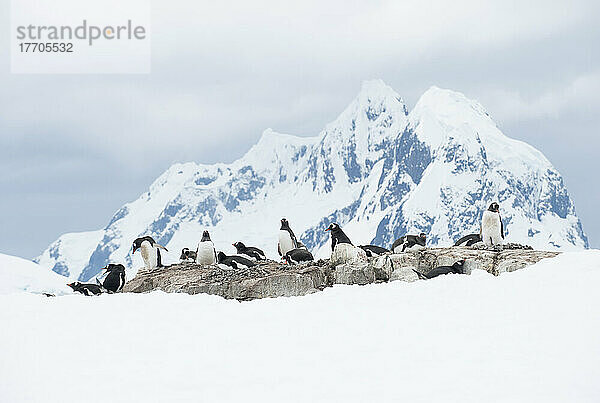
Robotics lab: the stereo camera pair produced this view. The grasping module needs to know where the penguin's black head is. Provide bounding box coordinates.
[67,282,81,290]
[217,251,226,263]
[488,202,500,213]
[454,259,466,267]
[280,218,290,229]
[232,242,245,251]
[201,231,211,242]
[419,233,427,240]
[325,223,340,233]
[132,236,154,253]
[102,263,125,273]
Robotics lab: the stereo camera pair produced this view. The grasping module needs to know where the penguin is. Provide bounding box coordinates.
[391,233,427,253]
[217,252,256,270]
[284,248,314,265]
[358,245,390,257]
[278,218,299,256]
[196,231,218,265]
[324,223,353,251]
[454,234,482,247]
[413,260,466,280]
[100,264,126,293]
[480,202,504,246]
[179,248,197,262]
[232,242,266,261]
[67,282,103,296]
[132,236,168,270]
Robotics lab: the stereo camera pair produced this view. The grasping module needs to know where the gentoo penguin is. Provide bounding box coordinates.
[217,252,256,270]
[67,282,103,296]
[284,248,314,265]
[391,233,427,253]
[413,260,466,280]
[100,264,126,293]
[132,236,168,270]
[179,248,197,262]
[196,230,218,265]
[454,234,482,247]
[232,242,266,261]
[359,245,389,257]
[325,223,353,250]
[481,202,504,246]
[278,218,299,256]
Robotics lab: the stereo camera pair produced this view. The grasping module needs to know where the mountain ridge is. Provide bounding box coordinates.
[36,80,588,281]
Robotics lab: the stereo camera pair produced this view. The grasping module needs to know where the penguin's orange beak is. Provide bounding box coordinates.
[324,228,330,232]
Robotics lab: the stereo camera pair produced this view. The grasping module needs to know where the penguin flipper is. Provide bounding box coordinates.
[500,217,505,239]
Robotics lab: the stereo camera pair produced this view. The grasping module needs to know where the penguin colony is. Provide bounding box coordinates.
[67,202,505,295]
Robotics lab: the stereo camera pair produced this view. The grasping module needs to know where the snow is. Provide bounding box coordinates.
[0,253,70,295]
[1,251,599,402]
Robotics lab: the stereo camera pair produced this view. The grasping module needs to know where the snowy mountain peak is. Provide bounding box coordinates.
[36,81,588,281]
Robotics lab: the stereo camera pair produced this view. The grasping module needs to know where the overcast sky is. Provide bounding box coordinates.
[1,0,598,258]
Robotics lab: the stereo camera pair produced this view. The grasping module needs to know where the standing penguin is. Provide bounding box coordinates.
[278,218,299,257]
[100,264,126,293]
[196,230,218,265]
[324,223,353,251]
[481,202,504,246]
[391,233,427,253]
[132,236,168,270]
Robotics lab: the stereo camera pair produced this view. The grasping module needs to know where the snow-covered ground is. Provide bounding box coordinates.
[0,253,70,296]
[1,251,599,402]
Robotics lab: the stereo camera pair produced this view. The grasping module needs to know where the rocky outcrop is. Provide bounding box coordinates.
[123,247,560,300]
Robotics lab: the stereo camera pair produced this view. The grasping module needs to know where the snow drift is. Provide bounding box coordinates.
[0,253,70,295]
[1,251,599,402]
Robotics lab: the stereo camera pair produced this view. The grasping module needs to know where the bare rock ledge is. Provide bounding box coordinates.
[122,247,559,301]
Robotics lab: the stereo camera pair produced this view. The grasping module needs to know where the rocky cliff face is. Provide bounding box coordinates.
[123,248,560,301]
[37,80,587,282]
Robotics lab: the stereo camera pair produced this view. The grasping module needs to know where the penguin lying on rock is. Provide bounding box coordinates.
[100,264,126,293]
[179,248,197,262]
[232,242,266,261]
[67,282,103,296]
[358,245,389,257]
[454,234,482,247]
[391,233,427,253]
[284,248,314,264]
[413,260,466,280]
[217,252,256,270]
[132,236,168,270]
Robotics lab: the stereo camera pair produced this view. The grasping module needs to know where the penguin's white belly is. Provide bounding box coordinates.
[278,230,294,255]
[196,241,216,265]
[140,242,157,269]
[481,211,503,246]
